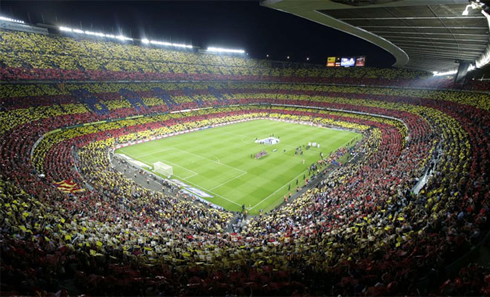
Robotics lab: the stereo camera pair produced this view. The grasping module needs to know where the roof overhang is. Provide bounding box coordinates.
[261,0,490,74]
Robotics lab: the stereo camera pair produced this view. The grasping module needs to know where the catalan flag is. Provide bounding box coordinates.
[54,179,85,194]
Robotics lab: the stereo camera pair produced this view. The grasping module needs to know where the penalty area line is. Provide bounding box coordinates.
[248,168,308,211]
[177,178,242,207]
[209,171,248,191]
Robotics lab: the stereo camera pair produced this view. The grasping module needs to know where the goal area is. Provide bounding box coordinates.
[153,161,173,177]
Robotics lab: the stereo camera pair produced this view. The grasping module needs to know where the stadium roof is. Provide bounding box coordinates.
[261,0,490,73]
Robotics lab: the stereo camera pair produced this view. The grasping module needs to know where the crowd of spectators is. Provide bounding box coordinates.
[7,28,488,89]
[1,76,489,295]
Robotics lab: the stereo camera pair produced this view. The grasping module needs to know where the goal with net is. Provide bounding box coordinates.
[153,161,173,177]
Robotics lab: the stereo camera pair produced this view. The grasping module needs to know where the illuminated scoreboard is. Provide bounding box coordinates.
[327,56,366,67]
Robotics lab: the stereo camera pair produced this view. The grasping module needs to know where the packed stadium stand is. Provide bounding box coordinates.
[1,28,490,296]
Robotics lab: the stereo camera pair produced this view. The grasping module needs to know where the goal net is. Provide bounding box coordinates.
[153,161,173,177]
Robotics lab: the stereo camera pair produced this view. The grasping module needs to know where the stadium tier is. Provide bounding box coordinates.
[4,28,487,89]
[1,74,489,295]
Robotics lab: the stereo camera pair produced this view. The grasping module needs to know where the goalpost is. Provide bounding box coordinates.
[153,161,173,177]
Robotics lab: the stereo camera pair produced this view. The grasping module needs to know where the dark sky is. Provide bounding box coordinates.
[0,0,396,67]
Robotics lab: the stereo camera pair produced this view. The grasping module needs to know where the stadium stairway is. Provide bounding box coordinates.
[71,89,109,115]
[119,88,149,111]
[208,86,229,103]
[184,87,203,106]
[152,87,180,109]
[220,83,235,99]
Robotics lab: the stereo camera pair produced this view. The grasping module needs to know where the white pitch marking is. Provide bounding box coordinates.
[178,178,242,207]
[124,147,173,159]
[170,147,247,174]
[249,134,361,211]
[209,171,248,191]
[248,169,308,211]
[122,152,198,180]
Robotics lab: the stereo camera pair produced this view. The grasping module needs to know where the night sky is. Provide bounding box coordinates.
[0,1,396,67]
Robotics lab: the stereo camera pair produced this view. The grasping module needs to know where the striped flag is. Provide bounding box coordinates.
[54,179,85,194]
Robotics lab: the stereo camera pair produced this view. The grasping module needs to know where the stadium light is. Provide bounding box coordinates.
[475,52,490,68]
[59,24,137,44]
[433,69,458,76]
[434,63,478,77]
[287,56,290,59]
[207,47,245,54]
[463,1,486,15]
[149,40,192,48]
[0,15,24,24]
[459,1,490,69]
[59,26,73,32]
[117,35,133,41]
[266,54,269,58]
[141,38,150,44]
[306,57,310,61]
[85,30,106,37]
[170,42,192,49]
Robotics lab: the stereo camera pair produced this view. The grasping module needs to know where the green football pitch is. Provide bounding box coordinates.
[116,119,361,214]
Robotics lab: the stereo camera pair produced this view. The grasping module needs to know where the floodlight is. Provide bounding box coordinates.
[72,29,84,34]
[84,31,101,36]
[463,1,486,15]
[0,16,24,24]
[172,43,193,48]
[475,51,490,68]
[141,38,150,44]
[117,35,133,41]
[59,26,72,32]
[150,40,165,45]
[433,69,457,76]
[207,47,245,54]
[149,40,192,48]
[172,43,192,48]
[105,34,115,38]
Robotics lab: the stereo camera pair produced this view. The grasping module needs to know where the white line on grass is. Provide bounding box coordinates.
[215,126,259,144]
[123,152,240,207]
[153,159,199,180]
[249,134,360,211]
[178,178,242,207]
[125,148,248,208]
[248,169,308,211]
[208,171,248,191]
[202,155,221,164]
[219,131,252,144]
[170,147,247,174]
[122,152,198,180]
[218,130,244,137]
[128,147,174,159]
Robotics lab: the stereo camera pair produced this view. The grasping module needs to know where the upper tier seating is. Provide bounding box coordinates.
[6,28,489,89]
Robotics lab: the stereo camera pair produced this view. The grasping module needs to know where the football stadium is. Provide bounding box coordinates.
[1,0,490,295]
